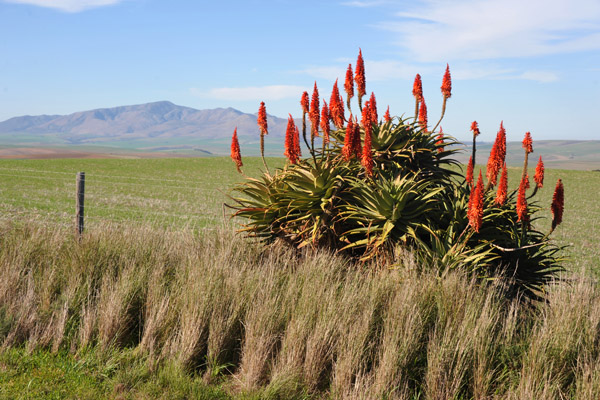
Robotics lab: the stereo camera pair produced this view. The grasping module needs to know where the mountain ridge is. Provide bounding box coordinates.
[0,101,289,145]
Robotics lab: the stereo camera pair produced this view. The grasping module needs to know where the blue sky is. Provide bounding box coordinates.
[1,0,599,142]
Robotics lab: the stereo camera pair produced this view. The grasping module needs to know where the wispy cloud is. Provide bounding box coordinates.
[341,0,388,7]
[3,0,125,12]
[193,85,308,101]
[379,0,600,62]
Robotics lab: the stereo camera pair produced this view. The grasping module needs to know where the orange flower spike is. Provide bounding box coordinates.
[470,121,480,137]
[441,64,452,98]
[342,116,354,161]
[522,131,533,154]
[361,116,373,177]
[495,163,508,205]
[516,177,528,222]
[352,116,363,158]
[284,114,297,164]
[355,48,366,98]
[329,80,345,128]
[344,64,354,108]
[436,128,444,153]
[361,100,371,128]
[384,106,391,123]
[257,101,268,135]
[368,92,378,123]
[293,125,302,158]
[300,91,309,115]
[310,82,320,137]
[418,98,428,130]
[320,101,330,145]
[534,156,544,188]
[468,171,484,232]
[497,122,506,165]
[466,156,474,187]
[412,74,423,101]
[551,179,564,230]
[230,127,243,173]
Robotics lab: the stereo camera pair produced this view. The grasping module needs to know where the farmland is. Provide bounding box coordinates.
[0,156,597,272]
[0,156,599,399]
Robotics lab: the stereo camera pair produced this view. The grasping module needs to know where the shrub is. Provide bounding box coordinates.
[229,50,565,300]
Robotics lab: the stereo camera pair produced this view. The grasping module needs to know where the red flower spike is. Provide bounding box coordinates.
[516,176,528,222]
[524,173,530,190]
[495,163,508,205]
[344,64,354,102]
[384,106,391,123]
[362,117,373,177]
[257,102,268,135]
[284,114,298,164]
[551,179,564,230]
[497,122,506,165]
[412,74,423,101]
[486,143,499,187]
[468,171,484,232]
[522,131,533,154]
[471,121,480,137]
[352,116,362,158]
[320,101,330,145]
[368,92,378,123]
[300,91,309,114]
[329,80,345,128]
[342,117,354,161]
[466,156,474,187]
[361,100,371,128]
[534,156,544,188]
[441,64,452,98]
[436,129,444,153]
[293,125,302,159]
[310,82,320,138]
[230,127,243,173]
[418,98,428,130]
[355,49,366,98]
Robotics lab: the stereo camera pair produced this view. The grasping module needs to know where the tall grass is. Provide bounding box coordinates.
[1,220,599,399]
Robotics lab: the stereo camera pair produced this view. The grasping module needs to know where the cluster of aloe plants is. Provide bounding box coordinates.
[228,50,565,299]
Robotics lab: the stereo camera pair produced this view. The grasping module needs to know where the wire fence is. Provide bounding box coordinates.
[0,166,235,233]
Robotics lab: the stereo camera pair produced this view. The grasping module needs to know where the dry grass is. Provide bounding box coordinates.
[0,219,599,399]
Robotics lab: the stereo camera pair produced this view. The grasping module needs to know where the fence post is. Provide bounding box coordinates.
[76,172,85,238]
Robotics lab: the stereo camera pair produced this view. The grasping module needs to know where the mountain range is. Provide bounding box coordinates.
[0,101,290,155]
[1,101,599,169]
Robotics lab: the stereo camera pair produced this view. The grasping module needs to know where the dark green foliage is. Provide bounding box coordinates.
[231,114,564,299]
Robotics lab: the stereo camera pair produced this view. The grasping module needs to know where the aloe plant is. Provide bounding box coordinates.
[228,51,565,300]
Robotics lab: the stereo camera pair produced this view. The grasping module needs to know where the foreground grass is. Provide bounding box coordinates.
[1,221,599,399]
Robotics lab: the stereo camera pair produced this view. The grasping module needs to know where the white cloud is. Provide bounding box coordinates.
[341,0,388,7]
[3,0,125,12]
[379,0,600,62]
[192,85,309,101]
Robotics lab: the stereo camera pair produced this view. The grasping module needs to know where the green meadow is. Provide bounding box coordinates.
[0,157,597,271]
[0,156,599,399]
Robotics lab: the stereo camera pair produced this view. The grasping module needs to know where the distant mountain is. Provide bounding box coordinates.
[0,101,289,146]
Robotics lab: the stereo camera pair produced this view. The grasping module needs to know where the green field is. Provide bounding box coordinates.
[0,157,597,272]
[1,157,600,399]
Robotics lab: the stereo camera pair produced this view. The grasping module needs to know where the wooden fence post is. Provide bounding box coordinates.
[76,172,85,238]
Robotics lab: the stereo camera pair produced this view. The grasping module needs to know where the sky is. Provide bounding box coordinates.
[1,0,599,142]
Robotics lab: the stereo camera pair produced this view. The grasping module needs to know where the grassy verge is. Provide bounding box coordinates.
[0,221,599,399]
[0,157,597,272]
